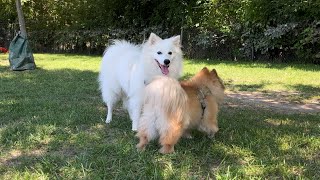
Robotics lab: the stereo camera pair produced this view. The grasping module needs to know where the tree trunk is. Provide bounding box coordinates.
[15,0,27,37]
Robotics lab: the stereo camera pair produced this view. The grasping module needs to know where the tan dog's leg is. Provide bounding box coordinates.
[159,117,184,154]
[201,97,219,138]
[136,130,149,151]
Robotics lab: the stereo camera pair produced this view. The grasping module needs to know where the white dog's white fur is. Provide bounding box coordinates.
[98,33,183,130]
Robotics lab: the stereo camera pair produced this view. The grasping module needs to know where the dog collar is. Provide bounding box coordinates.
[197,87,211,118]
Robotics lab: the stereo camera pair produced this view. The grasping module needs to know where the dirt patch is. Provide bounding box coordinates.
[224,91,320,114]
[0,149,46,166]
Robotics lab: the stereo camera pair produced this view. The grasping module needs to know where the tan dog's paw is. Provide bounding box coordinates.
[136,133,148,151]
[136,143,146,151]
[159,145,174,154]
[182,132,193,139]
[208,130,218,139]
[208,133,215,139]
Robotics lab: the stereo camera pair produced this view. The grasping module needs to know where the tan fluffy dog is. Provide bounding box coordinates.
[136,67,225,154]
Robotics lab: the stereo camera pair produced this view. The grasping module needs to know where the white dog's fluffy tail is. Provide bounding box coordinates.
[103,40,140,55]
[143,76,189,125]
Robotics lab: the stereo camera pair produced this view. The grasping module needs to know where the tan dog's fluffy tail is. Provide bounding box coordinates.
[144,76,189,125]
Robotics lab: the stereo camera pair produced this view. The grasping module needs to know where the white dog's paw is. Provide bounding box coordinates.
[105,118,112,124]
[132,122,138,131]
[131,126,138,131]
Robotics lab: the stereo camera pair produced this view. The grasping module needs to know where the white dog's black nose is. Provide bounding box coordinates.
[164,59,170,65]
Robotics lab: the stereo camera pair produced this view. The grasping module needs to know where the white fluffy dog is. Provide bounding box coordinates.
[98,33,183,130]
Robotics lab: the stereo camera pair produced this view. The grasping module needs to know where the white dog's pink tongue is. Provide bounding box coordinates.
[160,64,169,75]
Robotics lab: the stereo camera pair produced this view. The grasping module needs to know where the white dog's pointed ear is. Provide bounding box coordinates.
[148,33,162,45]
[171,35,181,46]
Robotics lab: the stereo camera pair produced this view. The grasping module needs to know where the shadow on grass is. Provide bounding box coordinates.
[284,84,320,103]
[231,83,320,103]
[136,103,320,178]
[0,67,102,126]
[228,82,270,92]
[224,81,318,104]
[288,84,320,94]
[0,67,132,178]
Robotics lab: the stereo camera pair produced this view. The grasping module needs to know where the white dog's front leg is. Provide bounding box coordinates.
[130,107,140,131]
[106,102,114,124]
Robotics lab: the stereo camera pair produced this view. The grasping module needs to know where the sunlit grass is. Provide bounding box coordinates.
[0,54,319,179]
[184,59,319,91]
[33,54,101,71]
[184,59,320,103]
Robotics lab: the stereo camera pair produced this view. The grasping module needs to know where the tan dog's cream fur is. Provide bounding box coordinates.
[136,67,225,154]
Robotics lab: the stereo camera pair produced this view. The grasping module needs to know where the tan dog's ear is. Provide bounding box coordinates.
[202,67,209,72]
[148,33,162,45]
[194,67,209,78]
[199,67,210,76]
[210,69,218,77]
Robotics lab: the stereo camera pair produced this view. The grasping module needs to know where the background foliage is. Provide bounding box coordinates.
[0,0,319,63]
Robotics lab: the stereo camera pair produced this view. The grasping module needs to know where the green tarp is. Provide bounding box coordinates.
[9,32,36,71]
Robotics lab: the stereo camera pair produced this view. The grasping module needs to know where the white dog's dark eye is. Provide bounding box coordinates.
[168,52,172,55]
[157,51,162,55]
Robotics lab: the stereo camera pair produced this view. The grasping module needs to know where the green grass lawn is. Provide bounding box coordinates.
[184,59,320,104]
[0,54,319,179]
